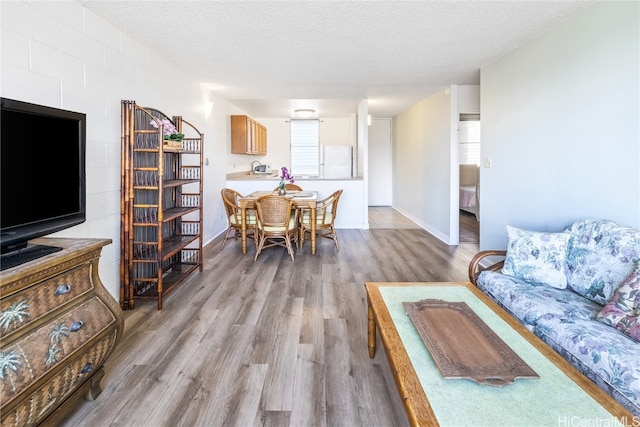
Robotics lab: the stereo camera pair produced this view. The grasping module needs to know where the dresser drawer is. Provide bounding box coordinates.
[0,332,118,427]
[0,264,94,338]
[0,296,116,407]
[0,239,122,427]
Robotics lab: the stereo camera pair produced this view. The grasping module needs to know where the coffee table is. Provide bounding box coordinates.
[365,282,634,427]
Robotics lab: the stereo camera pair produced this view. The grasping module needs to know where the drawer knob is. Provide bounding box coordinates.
[70,321,84,332]
[81,363,94,374]
[54,284,71,295]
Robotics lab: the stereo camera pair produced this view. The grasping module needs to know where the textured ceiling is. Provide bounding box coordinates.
[79,0,594,118]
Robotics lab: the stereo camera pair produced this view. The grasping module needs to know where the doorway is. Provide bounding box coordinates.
[458,113,480,243]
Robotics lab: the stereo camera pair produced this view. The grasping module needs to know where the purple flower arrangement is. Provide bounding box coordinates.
[149,118,184,141]
[279,166,294,189]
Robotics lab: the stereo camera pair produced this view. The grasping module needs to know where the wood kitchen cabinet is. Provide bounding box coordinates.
[231,115,267,155]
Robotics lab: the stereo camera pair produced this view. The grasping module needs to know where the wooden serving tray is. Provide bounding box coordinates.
[403,299,539,387]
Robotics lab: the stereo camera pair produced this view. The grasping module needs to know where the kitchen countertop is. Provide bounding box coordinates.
[227,171,279,180]
[226,171,362,181]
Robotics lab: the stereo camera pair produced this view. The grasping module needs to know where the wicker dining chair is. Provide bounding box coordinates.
[299,189,343,250]
[220,188,257,251]
[273,183,303,192]
[254,195,298,261]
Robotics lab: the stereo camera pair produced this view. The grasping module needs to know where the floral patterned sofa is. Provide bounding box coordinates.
[469,219,640,417]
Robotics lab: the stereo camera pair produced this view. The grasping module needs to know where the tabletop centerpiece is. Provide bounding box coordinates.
[278,166,295,195]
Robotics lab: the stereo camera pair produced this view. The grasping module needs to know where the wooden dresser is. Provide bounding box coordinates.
[0,238,124,427]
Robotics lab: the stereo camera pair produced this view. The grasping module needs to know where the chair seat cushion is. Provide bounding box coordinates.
[301,211,333,225]
[230,211,256,225]
[259,216,297,231]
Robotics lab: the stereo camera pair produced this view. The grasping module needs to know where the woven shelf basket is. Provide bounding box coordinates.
[164,140,182,149]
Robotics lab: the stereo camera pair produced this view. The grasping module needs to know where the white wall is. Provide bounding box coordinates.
[320,117,354,147]
[368,118,393,206]
[0,1,235,299]
[480,1,640,249]
[392,2,639,248]
[393,88,453,241]
[458,85,480,114]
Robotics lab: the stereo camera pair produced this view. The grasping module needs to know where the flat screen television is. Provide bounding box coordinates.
[1,97,86,270]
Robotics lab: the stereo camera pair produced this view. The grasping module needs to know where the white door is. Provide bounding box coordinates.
[368,118,392,206]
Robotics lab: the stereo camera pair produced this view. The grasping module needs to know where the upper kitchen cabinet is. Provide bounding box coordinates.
[231,115,267,155]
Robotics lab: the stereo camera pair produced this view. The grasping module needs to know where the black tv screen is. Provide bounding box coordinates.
[1,98,86,264]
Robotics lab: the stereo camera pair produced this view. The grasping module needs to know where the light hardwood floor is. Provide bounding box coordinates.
[368,206,421,229]
[61,210,479,427]
[370,206,480,243]
[459,210,479,243]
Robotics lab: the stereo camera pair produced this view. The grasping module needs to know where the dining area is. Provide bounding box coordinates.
[220,186,343,261]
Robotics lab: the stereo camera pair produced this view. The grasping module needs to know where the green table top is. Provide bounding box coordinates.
[378,284,624,427]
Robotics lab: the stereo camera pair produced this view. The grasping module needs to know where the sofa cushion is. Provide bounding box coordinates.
[597,264,640,342]
[477,271,600,328]
[501,225,571,289]
[534,314,640,416]
[565,219,640,305]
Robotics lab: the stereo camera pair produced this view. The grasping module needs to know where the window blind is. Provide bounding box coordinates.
[459,143,481,165]
[290,119,319,176]
[458,119,481,165]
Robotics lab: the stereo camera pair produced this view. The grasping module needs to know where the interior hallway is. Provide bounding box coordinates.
[368,206,420,229]
[368,206,479,243]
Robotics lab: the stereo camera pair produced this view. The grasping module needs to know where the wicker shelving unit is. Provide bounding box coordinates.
[120,100,203,310]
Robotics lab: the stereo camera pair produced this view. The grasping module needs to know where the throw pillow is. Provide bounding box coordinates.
[501,225,571,289]
[596,264,640,342]
[564,219,640,305]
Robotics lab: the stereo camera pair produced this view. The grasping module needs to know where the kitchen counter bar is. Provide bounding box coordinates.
[227,171,279,180]
[226,171,363,181]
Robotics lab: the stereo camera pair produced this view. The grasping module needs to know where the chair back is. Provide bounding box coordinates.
[273,183,303,192]
[298,189,343,250]
[220,187,258,251]
[254,195,298,261]
[319,189,343,225]
[255,195,294,230]
[221,188,241,221]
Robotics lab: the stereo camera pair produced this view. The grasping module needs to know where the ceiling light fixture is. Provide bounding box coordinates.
[293,108,315,118]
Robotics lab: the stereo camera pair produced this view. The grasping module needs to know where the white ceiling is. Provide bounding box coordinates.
[79,0,594,118]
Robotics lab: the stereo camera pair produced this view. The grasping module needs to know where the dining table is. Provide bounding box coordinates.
[238,190,319,255]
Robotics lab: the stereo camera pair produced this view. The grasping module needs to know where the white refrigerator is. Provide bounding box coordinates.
[321,145,353,179]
